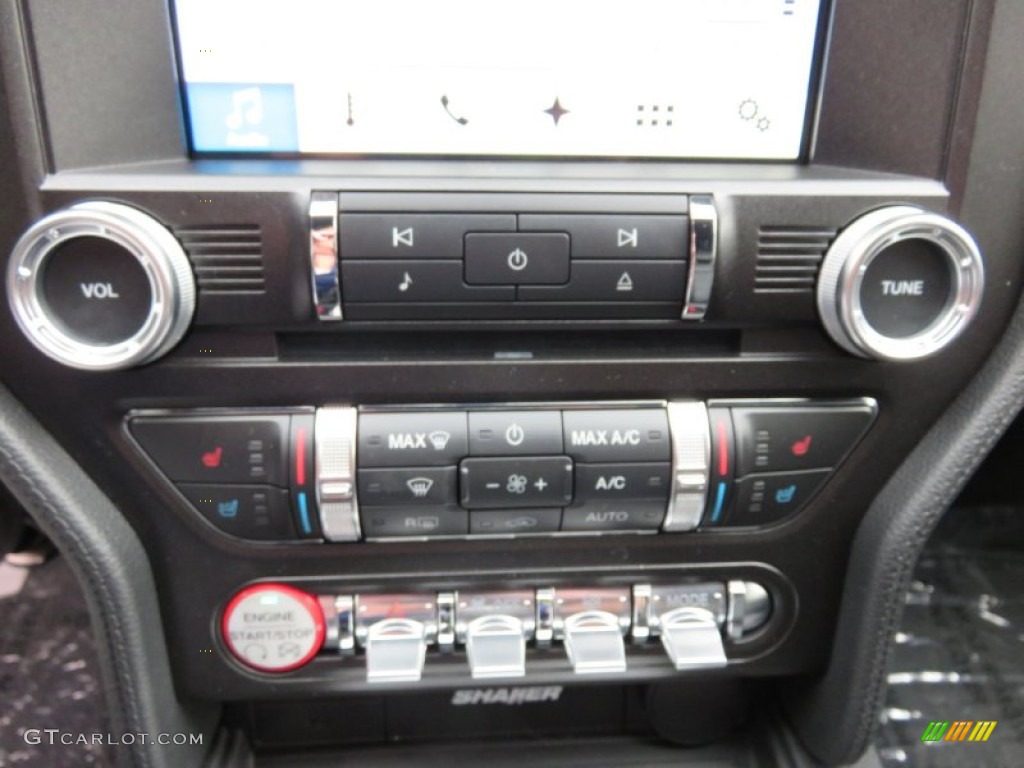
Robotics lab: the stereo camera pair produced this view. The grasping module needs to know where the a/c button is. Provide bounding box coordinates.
[562,409,671,462]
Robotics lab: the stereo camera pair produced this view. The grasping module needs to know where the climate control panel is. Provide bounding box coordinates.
[128,399,876,542]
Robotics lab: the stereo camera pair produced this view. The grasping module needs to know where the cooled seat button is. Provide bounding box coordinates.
[727,469,831,526]
[179,484,296,540]
[221,583,325,673]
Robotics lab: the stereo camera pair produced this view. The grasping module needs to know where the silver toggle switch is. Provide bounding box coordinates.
[562,611,628,674]
[457,590,535,678]
[364,618,428,683]
[466,615,528,679]
[355,593,438,683]
[554,588,630,673]
[658,607,727,670]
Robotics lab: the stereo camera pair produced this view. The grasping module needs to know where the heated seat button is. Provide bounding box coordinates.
[519,215,687,259]
[465,233,570,285]
[338,213,515,259]
[130,415,290,486]
[41,236,153,344]
[726,469,830,527]
[731,403,876,477]
[470,508,562,534]
[460,456,573,509]
[358,467,458,507]
[358,411,468,467]
[179,484,296,540]
[573,463,671,504]
[561,501,666,531]
[341,261,514,303]
[468,410,563,456]
[562,409,670,462]
[517,261,685,302]
[361,506,468,538]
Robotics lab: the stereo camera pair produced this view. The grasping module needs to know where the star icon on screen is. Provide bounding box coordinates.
[543,97,570,126]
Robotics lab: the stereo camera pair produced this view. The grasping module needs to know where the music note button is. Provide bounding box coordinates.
[339,261,515,304]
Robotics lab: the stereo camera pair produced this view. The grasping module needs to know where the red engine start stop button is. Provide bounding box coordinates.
[221,583,325,672]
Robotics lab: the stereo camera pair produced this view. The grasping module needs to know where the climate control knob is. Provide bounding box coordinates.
[6,201,195,370]
[816,206,983,361]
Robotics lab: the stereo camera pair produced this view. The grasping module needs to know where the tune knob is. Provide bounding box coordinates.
[816,206,984,361]
[6,202,195,370]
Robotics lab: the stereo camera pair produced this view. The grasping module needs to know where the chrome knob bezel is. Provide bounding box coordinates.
[816,206,984,361]
[6,201,195,370]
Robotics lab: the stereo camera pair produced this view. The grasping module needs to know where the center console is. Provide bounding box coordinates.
[1,0,1020,763]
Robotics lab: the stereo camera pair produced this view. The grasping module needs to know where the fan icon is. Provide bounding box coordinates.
[507,474,528,495]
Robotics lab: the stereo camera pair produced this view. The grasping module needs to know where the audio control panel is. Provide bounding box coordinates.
[311,193,717,322]
[128,399,876,543]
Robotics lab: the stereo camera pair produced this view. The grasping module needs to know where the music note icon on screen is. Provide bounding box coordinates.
[225,87,264,130]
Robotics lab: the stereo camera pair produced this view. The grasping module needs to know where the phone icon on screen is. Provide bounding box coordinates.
[440,95,469,126]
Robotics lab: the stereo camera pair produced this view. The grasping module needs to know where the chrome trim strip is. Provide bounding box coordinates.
[682,195,717,319]
[663,401,710,531]
[309,192,342,320]
[315,406,360,541]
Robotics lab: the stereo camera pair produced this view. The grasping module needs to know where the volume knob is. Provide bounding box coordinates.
[816,206,984,361]
[6,202,195,370]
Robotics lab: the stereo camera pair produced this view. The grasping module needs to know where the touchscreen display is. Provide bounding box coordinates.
[173,0,824,160]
